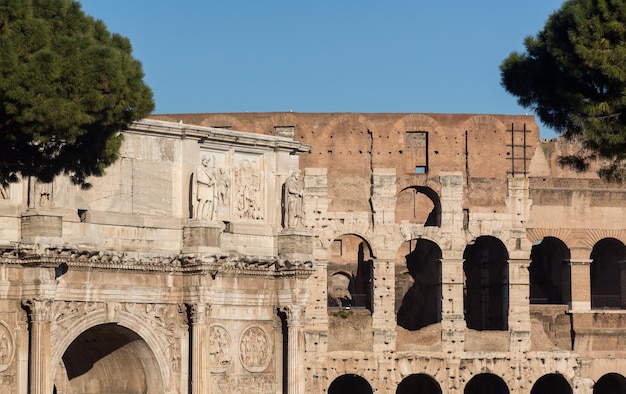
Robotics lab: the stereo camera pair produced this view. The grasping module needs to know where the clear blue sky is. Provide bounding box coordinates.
[81,1,564,138]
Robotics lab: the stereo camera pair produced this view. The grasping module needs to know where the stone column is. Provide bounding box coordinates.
[190,303,211,394]
[282,305,304,394]
[565,259,592,311]
[24,300,53,394]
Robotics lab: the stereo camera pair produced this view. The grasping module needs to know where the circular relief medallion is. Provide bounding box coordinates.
[0,320,14,372]
[209,325,232,373]
[239,325,271,373]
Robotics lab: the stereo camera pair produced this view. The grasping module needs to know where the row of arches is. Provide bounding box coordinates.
[328,233,626,331]
[328,372,626,394]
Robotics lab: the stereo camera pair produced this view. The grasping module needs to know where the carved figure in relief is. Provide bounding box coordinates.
[217,166,230,205]
[240,326,269,371]
[0,334,9,363]
[234,160,263,220]
[209,325,232,371]
[283,170,304,228]
[193,156,217,220]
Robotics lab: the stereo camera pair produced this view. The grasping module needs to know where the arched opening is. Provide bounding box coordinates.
[591,238,626,309]
[396,186,441,226]
[396,238,442,330]
[397,373,442,394]
[464,373,509,394]
[531,373,572,394]
[464,236,509,330]
[530,237,570,304]
[594,373,626,394]
[54,323,164,394]
[329,374,373,394]
[328,234,374,312]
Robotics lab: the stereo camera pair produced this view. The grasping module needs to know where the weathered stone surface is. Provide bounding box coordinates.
[1,113,626,393]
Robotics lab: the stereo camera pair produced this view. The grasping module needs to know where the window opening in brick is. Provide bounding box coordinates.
[406,131,428,174]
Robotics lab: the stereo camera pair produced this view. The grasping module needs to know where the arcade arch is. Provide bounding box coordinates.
[464,236,509,330]
[328,374,373,394]
[591,238,626,309]
[396,186,441,227]
[464,373,509,394]
[53,323,164,394]
[328,234,374,312]
[593,373,626,393]
[396,238,442,330]
[530,237,570,304]
[396,373,442,394]
[530,373,572,394]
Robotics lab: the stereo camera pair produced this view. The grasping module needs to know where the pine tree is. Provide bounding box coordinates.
[501,0,626,181]
[0,0,154,188]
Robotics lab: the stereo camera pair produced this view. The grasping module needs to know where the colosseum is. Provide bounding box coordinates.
[0,112,625,393]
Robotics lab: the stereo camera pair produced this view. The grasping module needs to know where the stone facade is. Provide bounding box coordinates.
[1,112,626,393]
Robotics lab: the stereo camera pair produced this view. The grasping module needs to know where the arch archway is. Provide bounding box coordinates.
[396,238,442,330]
[397,373,442,394]
[396,186,441,226]
[329,374,373,394]
[54,323,164,393]
[464,236,509,330]
[464,373,509,394]
[594,373,626,393]
[328,234,374,311]
[591,238,626,309]
[530,237,570,304]
[531,373,572,394]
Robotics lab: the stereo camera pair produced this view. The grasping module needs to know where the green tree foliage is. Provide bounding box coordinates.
[501,0,626,181]
[0,0,154,188]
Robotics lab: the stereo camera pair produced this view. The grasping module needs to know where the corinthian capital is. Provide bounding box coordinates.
[189,303,211,324]
[281,305,304,327]
[22,299,53,322]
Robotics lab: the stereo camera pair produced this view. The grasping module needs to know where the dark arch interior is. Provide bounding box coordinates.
[396,239,442,330]
[396,186,442,227]
[531,373,572,394]
[591,238,626,309]
[594,373,626,394]
[329,374,373,394]
[530,237,570,304]
[57,323,163,394]
[464,236,509,330]
[397,373,442,394]
[464,373,509,394]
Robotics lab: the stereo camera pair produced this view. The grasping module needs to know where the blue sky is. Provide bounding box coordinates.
[81,1,564,138]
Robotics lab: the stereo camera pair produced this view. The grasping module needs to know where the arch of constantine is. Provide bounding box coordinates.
[1,112,626,393]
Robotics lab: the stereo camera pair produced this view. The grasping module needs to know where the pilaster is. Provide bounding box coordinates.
[189,303,211,394]
[282,305,304,394]
[564,259,592,311]
[23,299,53,394]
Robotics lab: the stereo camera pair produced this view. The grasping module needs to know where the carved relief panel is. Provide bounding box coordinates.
[192,151,266,222]
[0,320,14,372]
[232,154,264,221]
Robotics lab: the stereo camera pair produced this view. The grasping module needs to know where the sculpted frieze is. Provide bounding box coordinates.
[215,374,274,394]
